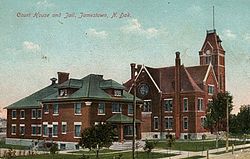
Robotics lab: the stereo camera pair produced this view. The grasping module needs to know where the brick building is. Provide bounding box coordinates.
[124,30,225,139]
[5,73,142,149]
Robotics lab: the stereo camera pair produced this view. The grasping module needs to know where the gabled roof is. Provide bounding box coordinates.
[5,84,58,109]
[124,64,215,94]
[201,30,224,51]
[107,114,141,123]
[43,74,139,102]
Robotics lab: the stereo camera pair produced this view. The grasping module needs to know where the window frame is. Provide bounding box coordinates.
[44,104,49,114]
[11,110,17,119]
[142,100,152,112]
[31,124,37,136]
[164,98,173,112]
[31,109,37,119]
[43,124,48,137]
[74,122,82,138]
[208,85,215,95]
[52,123,58,137]
[74,103,82,115]
[37,109,42,119]
[183,98,188,112]
[98,103,105,115]
[11,124,16,135]
[53,104,59,115]
[165,116,173,130]
[154,116,159,130]
[183,117,188,130]
[197,98,204,111]
[19,124,25,135]
[128,104,134,115]
[112,103,122,113]
[20,110,25,120]
[114,90,122,97]
[201,116,206,128]
[62,122,67,134]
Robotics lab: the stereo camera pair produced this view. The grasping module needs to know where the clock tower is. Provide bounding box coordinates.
[199,29,225,92]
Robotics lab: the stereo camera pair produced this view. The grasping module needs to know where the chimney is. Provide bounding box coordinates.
[130,63,136,79]
[137,64,142,74]
[50,77,57,85]
[57,72,69,84]
[174,51,181,139]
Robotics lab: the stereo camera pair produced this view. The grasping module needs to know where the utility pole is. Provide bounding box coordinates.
[226,98,229,152]
[132,81,137,159]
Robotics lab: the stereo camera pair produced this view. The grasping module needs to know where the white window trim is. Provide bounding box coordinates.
[52,124,58,138]
[183,98,188,112]
[37,125,42,136]
[31,109,37,119]
[112,103,122,113]
[98,103,105,115]
[37,109,42,119]
[143,99,152,112]
[43,124,48,137]
[20,110,25,120]
[183,116,188,130]
[19,124,25,135]
[62,122,67,134]
[44,104,49,114]
[197,98,204,112]
[165,116,173,130]
[11,110,17,120]
[74,124,81,138]
[53,104,59,116]
[200,116,206,128]
[128,104,134,116]
[114,90,122,97]
[208,84,215,95]
[154,116,159,130]
[164,98,173,112]
[31,124,37,136]
[74,103,82,115]
[11,124,16,135]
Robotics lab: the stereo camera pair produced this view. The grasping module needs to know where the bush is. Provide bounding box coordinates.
[49,143,58,154]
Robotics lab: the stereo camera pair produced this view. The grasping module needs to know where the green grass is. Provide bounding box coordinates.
[69,148,120,154]
[0,140,29,150]
[15,152,176,159]
[182,156,205,159]
[154,140,250,152]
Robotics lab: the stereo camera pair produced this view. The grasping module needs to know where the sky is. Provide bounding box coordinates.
[0,0,250,118]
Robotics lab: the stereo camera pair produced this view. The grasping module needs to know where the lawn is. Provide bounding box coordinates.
[154,140,250,152]
[69,148,120,154]
[15,151,176,159]
[0,140,29,150]
[182,156,205,159]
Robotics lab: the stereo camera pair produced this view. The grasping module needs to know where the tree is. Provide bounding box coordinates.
[235,105,250,134]
[204,92,233,148]
[143,140,157,159]
[79,123,115,158]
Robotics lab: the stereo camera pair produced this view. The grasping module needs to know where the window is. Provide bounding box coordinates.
[112,103,122,113]
[43,125,48,136]
[143,100,151,112]
[75,125,81,137]
[183,98,188,112]
[31,125,36,136]
[44,104,49,114]
[124,125,133,136]
[183,117,188,130]
[98,103,105,115]
[12,110,16,119]
[20,110,25,119]
[20,124,25,135]
[165,116,173,130]
[53,104,59,115]
[208,85,214,94]
[53,124,58,137]
[198,98,203,111]
[11,124,16,135]
[128,104,133,115]
[164,99,173,112]
[37,109,42,119]
[201,117,206,128]
[32,109,37,119]
[114,90,122,96]
[37,125,42,135]
[154,116,159,130]
[74,103,82,115]
[62,122,67,134]
[59,89,68,96]
[205,55,212,64]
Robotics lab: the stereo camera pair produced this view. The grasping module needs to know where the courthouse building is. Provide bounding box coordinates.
[124,29,225,139]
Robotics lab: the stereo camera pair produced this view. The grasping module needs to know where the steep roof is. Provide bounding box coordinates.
[124,64,211,94]
[201,30,224,51]
[43,74,139,102]
[107,114,141,123]
[5,84,58,109]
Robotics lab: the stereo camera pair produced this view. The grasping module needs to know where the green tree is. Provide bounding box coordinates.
[143,140,157,159]
[204,92,233,148]
[237,105,250,134]
[79,123,115,158]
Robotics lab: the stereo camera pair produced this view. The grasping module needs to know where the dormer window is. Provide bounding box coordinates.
[59,89,68,97]
[114,90,122,97]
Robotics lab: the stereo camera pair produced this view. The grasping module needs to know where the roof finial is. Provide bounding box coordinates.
[213,6,215,30]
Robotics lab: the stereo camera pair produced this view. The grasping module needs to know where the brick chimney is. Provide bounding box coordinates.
[174,52,181,139]
[130,63,136,79]
[50,77,57,85]
[57,72,69,84]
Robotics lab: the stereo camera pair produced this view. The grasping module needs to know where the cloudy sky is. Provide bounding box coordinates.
[0,0,250,117]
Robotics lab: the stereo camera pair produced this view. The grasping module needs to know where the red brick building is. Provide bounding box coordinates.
[5,73,142,149]
[124,30,225,139]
